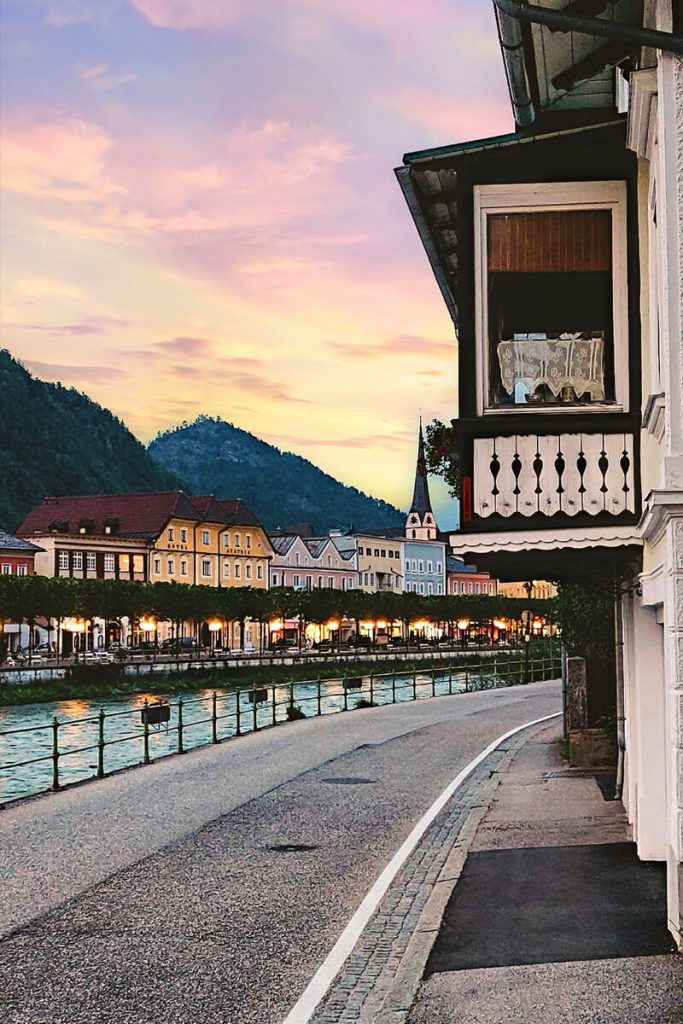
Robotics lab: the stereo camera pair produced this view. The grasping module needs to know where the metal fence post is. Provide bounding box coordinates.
[143,700,150,764]
[236,689,242,736]
[464,668,469,692]
[317,678,322,717]
[212,691,218,744]
[289,682,295,715]
[97,709,105,778]
[391,673,396,703]
[177,697,184,754]
[369,673,374,704]
[431,669,436,698]
[413,669,417,700]
[448,663,453,695]
[343,679,348,712]
[51,717,60,791]
[252,692,258,732]
[272,686,277,726]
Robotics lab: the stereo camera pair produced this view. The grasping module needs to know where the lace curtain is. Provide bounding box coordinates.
[497,333,605,400]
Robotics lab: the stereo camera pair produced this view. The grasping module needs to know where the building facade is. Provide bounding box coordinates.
[447,556,497,597]
[331,533,403,593]
[396,1,683,943]
[498,581,557,601]
[269,533,358,590]
[0,531,42,656]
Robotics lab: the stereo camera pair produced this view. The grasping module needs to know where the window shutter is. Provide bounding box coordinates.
[487,210,611,272]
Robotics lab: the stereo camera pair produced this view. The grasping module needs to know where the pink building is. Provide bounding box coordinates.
[269,534,358,590]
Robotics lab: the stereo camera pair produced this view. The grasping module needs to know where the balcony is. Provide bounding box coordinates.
[467,431,637,524]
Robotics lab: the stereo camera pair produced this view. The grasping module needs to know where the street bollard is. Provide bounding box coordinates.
[97,709,105,778]
[212,691,218,744]
[369,674,374,704]
[317,678,322,717]
[413,669,417,701]
[236,689,242,735]
[289,682,295,715]
[343,680,348,712]
[391,673,396,703]
[272,686,277,726]
[448,664,453,695]
[431,670,436,698]
[51,717,60,791]
[252,691,258,733]
[177,698,184,754]
[143,700,150,764]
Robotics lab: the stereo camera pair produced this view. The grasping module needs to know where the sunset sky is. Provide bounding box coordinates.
[1,1,513,528]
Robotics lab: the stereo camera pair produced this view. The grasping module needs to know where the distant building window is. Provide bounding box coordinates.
[167,558,175,575]
[224,561,231,578]
[257,564,263,580]
[427,560,433,573]
[16,564,27,576]
[271,571,278,585]
[246,534,252,549]
[180,559,188,577]
[428,582,433,594]
[202,529,210,545]
[246,563,252,580]
[168,528,174,542]
[86,552,96,572]
[180,528,188,543]
[295,552,300,565]
[318,575,323,587]
[224,533,230,547]
[468,582,473,594]
[202,559,211,577]
[234,533,241,548]
[293,574,300,587]
[358,546,363,555]
[364,573,369,585]
[475,582,480,594]
[419,560,424,572]
[374,548,379,557]
[72,552,83,571]
[1,563,11,575]
[119,554,129,573]
[58,551,69,571]
[381,549,386,558]
[370,572,375,586]
[105,554,116,573]
[412,530,416,539]
[234,562,241,579]
[348,577,353,589]
[419,582,425,594]
[438,582,443,594]
[328,576,334,588]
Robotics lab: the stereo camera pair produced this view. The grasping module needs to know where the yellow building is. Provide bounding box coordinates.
[498,580,557,601]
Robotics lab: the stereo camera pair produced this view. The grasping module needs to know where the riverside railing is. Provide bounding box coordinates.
[0,652,561,805]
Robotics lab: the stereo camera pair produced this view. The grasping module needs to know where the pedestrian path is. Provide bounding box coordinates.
[312,722,681,1023]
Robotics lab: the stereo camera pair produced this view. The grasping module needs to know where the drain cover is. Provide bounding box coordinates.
[267,843,319,853]
[321,777,376,785]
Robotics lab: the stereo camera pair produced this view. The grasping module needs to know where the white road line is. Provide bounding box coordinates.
[282,710,561,1024]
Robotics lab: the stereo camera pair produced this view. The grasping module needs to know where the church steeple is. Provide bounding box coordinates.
[406,419,437,541]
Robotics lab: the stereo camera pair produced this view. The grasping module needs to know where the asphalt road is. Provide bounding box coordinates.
[0,679,560,1024]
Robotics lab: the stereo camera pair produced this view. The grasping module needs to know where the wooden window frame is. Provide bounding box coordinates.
[474,180,629,416]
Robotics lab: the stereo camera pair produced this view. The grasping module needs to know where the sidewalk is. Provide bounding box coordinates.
[311,720,681,1023]
[409,722,681,1023]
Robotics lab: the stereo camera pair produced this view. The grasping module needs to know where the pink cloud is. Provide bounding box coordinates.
[4,316,130,336]
[331,334,453,359]
[23,359,126,383]
[129,0,254,29]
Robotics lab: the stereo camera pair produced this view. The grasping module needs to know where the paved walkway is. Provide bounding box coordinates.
[312,721,681,1023]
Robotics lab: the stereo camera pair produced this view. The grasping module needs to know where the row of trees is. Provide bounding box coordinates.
[0,575,552,638]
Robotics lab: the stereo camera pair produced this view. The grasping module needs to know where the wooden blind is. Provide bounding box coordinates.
[487,209,612,272]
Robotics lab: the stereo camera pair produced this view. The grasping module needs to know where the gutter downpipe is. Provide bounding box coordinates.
[614,588,626,801]
[493,0,683,126]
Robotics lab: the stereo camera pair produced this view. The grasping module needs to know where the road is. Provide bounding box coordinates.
[0,679,560,1024]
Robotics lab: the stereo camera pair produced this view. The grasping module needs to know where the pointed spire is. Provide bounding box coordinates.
[410,418,432,517]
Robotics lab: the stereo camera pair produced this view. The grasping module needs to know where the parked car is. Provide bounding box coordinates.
[33,642,56,657]
[161,637,198,653]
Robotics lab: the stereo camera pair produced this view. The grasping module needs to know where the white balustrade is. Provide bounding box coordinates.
[473,432,635,518]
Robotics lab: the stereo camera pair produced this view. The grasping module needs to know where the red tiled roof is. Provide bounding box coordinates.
[16,491,202,539]
[214,498,263,528]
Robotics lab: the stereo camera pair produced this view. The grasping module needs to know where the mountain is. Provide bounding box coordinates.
[0,350,183,531]
[149,416,405,534]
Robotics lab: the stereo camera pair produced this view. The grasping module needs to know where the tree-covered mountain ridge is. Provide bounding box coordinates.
[0,349,182,532]
[148,415,405,534]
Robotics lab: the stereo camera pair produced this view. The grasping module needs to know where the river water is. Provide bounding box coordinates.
[0,667,477,804]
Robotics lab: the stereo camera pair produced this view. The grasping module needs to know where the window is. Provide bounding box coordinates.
[419,560,424,573]
[271,571,278,585]
[234,533,241,548]
[181,559,188,576]
[86,552,96,572]
[202,529,210,545]
[234,562,241,579]
[202,559,211,577]
[246,563,252,580]
[257,564,263,580]
[475,582,480,594]
[133,555,144,575]
[428,582,433,594]
[293,573,300,587]
[380,549,386,558]
[295,552,300,565]
[419,582,425,594]
[224,561,231,578]
[374,548,379,557]
[358,546,364,555]
[438,582,443,594]
[328,576,334,588]
[370,572,375,586]
[436,563,442,574]
[364,573,369,585]
[246,534,252,549]
[119,554,129,573]
[16,564,27,576]
[168,528,174,543]
[475,181,628,413]
[167,558,175,575]
[180,528,188,543]
[318,575,324,587]
[348,577,353,589]
[224,533,231,547]
[58,550,69,571]
[105,554,116,573]
[1,563,11,575]
[427,560,433,573]
[72,552,83,571]
[468,581,474,594]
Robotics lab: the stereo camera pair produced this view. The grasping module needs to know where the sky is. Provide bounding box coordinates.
[1,0,513,529]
